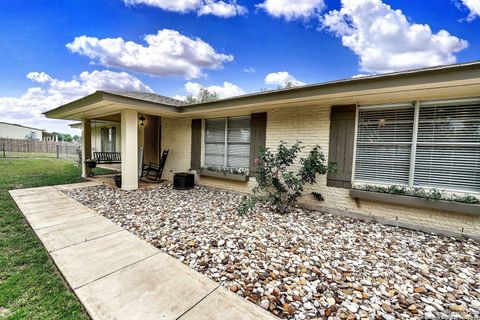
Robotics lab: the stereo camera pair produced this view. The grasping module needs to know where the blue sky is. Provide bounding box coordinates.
[0,0,479,134]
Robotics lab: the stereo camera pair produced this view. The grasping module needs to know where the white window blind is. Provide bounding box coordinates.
[354,98,480,193]
[355,106,415,185]
[205,116,251,169]
[414,102,480,192]
[227,116,251,168]
[205,118,226,167]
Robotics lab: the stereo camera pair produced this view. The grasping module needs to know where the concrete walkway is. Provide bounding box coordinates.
[10,182,277,320]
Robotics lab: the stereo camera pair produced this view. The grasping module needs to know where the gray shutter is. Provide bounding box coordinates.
[327,105,356,188]
[249,113,267,175]
[190,119,202,170]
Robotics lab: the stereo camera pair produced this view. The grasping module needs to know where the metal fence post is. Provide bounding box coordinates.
[56,144,60,159]
[2,142,5,158]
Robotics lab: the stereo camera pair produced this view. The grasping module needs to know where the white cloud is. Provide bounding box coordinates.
[0,70,152,134]
[198,0,247,17]
[322,0,468,74]
[351,74,369,78]
[257,0,325,20]
[264,71,305,87]
[66,29,234,79]
[458,0,480,21]
[175,81,245,100]
[124,0,247,18]
[243,67,256,73]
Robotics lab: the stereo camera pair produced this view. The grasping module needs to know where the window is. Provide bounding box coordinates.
[205,116,251,169]
[354,98,480,193]
[101,127,116,152]
[355,104,415,185]
[414,101,480,192]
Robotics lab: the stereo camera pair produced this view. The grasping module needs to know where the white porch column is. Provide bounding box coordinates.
[121,109,138,190]
[81,119,92,178]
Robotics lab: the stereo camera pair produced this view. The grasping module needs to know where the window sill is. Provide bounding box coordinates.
[350,189,480,216]
[200,169,249,182]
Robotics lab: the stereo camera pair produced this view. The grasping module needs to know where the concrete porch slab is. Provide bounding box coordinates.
[75,252,219,320]
[24,207,97,229]
[35,215,123,252]
[50,230,158,289]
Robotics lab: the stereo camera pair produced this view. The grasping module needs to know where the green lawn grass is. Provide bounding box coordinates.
[0,158,91,319]
[0,152,82,161]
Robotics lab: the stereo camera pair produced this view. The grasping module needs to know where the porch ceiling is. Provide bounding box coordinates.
[95,114,121,122]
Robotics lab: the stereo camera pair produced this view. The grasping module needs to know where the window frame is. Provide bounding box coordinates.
[353,102,415,186]
[204,116,251,170]
[352,97,480,194]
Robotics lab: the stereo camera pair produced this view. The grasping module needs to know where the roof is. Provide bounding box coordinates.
[101,90,188,107]
[0,122,44,132]
[44,60,480,120]
[186,60,480,107]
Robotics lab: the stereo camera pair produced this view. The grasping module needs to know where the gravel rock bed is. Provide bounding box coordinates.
[67,184,480,320]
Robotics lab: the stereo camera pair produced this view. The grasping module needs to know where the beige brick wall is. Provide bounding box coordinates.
[265,105,480,238]
[158,108,480,238]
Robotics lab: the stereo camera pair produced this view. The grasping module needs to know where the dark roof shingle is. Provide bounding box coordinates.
[101,90,188,107]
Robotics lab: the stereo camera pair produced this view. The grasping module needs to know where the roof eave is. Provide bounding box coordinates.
[180,60,480,113]
[44,90,180,120]
[44,91,105,119]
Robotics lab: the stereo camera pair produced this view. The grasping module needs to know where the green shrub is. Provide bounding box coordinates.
[238,141,335,214]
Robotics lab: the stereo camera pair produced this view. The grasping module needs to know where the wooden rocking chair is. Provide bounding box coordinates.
[140,149,169,182]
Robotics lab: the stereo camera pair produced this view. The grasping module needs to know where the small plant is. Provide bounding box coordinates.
[311,192,324,202]
[450,194,480,204]
[237,195,265,215]
[75,148,82,165]
[355,184,479,205]
[238,141,335,214]
[203,166,248,175]
[387,185,407,195]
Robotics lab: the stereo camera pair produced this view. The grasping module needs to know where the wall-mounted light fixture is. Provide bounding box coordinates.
[139,114,146,127]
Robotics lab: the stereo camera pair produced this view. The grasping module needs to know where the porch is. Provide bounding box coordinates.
[81,111,164,190]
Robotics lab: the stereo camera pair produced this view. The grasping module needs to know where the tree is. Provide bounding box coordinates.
[186,88,219,103]
[72,135,80,143]
[238,141,336,214]
[25,131,38,140]
[278,81,295,89]
[57,133,73,142]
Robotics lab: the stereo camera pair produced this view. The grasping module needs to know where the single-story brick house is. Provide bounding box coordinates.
[44,61,480,239]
